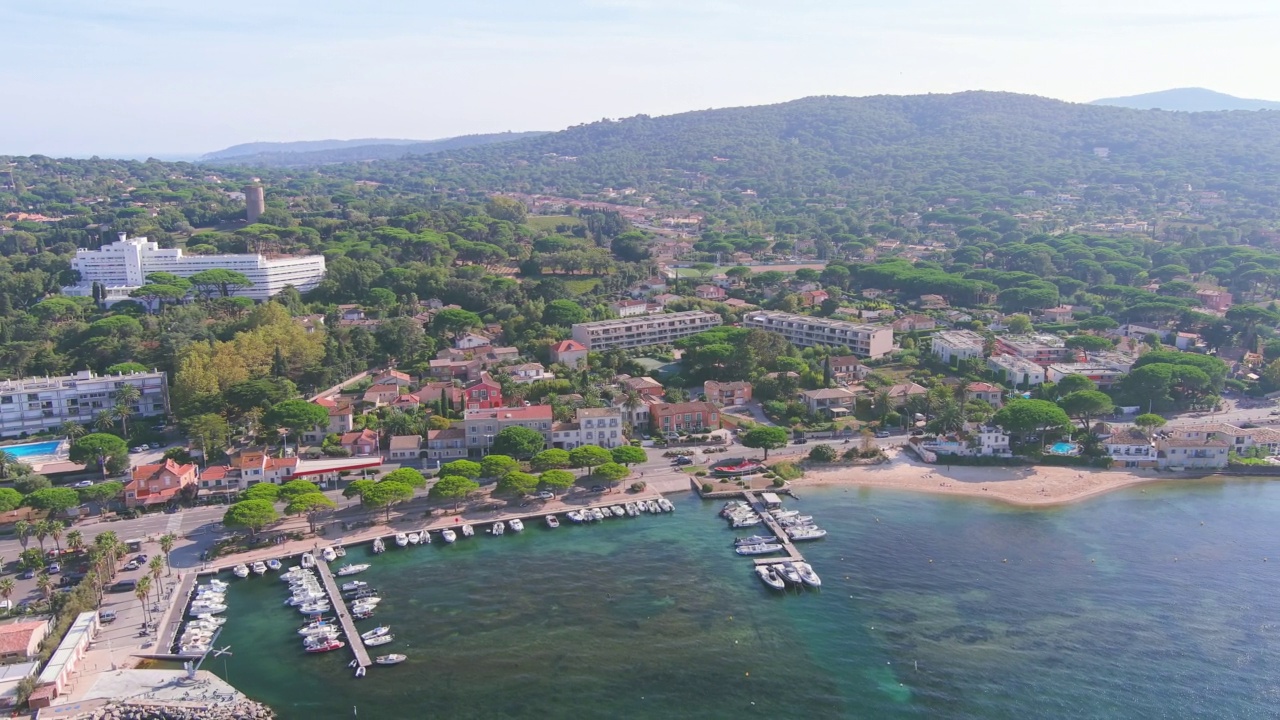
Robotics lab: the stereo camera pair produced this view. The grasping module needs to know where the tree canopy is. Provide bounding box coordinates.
[740,426,790,459]
[223,499,279,537]
[491,426,545,458]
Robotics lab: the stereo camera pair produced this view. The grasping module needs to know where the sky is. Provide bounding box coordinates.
[4,0,1280,158]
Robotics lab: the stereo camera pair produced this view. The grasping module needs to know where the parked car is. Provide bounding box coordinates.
[535,490,555,500]
[72,480,94,488]
[589,484,607,493]
[47,563,60,574]
[134,554,148,564]
[673,456,694,466]
[19,569,34,580]
[109,579,137,593]
[130,446,146,453]
[874,431,891,438]
[99,610,118,624]
[124,561,140,571]
[792,438,808,444]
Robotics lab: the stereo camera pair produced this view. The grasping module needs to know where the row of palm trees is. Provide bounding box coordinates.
[13,519,74,554]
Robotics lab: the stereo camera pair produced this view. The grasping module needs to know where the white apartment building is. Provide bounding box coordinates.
[0,370,168,439]
[741,312,893,358]
[63,233,326,303]
[930,330,986,364]
[550,407,625,450]
[571,311,722,351]
[987,354,1045,386]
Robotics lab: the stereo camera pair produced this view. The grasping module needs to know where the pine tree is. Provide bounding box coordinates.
[271,346,288,377]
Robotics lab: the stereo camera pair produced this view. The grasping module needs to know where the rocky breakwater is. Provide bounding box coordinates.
[79,699,275,720]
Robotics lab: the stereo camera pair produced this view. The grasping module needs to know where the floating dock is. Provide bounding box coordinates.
[153,572,198,654]
[314,559,371,673]
[741,491,805,566]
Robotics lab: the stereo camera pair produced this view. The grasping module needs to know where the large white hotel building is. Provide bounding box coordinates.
[0,370,169,439]
[63,233,326,303]
[742,311,894,358]
[571,311,723,350]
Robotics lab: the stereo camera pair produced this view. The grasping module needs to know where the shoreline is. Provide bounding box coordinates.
[790,453,1222,508]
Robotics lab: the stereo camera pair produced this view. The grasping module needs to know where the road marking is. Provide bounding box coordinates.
[164,512,183,536]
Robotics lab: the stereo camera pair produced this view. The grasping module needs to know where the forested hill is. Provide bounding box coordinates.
[200,138,424,161]
[205,131,548,167]
[407,91,1280,203]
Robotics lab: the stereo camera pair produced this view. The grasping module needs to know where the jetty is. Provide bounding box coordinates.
[742,491,805,566]
[314,559,371,673]
[152,573,198,655]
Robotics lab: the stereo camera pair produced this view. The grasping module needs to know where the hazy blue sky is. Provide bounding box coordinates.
[4,0,1278,157]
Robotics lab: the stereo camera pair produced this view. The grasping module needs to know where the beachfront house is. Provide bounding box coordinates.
[1103,428,1156,468]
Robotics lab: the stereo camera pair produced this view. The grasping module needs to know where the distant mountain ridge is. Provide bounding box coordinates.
[1090,88,1280,112]
[200,138,423,161]
[202,132,549,167]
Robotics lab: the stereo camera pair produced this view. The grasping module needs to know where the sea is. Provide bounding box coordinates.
[206,479,1280,719]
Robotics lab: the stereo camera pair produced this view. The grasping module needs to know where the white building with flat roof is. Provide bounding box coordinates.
[63,233,326,304]
[987,354,1045,386]
[742,311,893,358]
[931,330,985,364]
[571,311,722,350]
[0,369,168,439]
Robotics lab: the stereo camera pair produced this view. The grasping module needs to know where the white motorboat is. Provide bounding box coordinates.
[441,529,457,544]
[735,543,785,556]
[755,565,787,591]
[720,501,749,517]
[407,532,421,545]
[179,644,211,655]
[787,526,828,542]
[337,563,370,576]
[394,533,409,547]
[193,614,226,626]
[646,500,660,513]
[625,502,638,516]
[351,599,381,612]
[566,510,584,523]
[545,515,560,528]
[658,498,675,512]
[636,501,649,513]
[251,561,268,575]
[341,580,368,592]
[372,538,386,554]
[206,578,229,588]
[734,535,779,546]
[300,626,340,640]
[777,563,803,586]
[795,562,822,588]
[189,604,227,616]
[361,626,390,641]
[333,545,347,557]
[376,654,407,665]
[364,634,394,647]
[770,509,800,519]
[491,522,505,536]
[591,508,606,521]
[778,516,815,527]
[732,517,763,528]
[232,564,250,578]
[460,524,475,538]
[266,558,282,572]
[508,518,524,533]
[298,621,338,635]
[298,602,331,614]
[321,547,338,563]
[610,506,626,517]
[419,529,431,544]
[301,553,316,569]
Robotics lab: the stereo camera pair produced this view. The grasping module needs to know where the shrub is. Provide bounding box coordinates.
[630,481,646,492]
[694,470,707,477]
[808,444,838,463]
[769,461,803,481]
[772,477,786,488]
[701,482,713,493]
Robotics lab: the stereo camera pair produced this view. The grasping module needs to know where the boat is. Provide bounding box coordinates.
[333,545,347,557]
[735,543,785,556]
[361,626,390,641]
[232,564,250,578]
[300,553,316,569]
[298,620,337,634]
[786,526,828,542]
[298,602,331,614]
[636,501,649,513]
[305,639,345,653]
[352,609,376,620]
[734,535,779,546]
[189,604,227,616]
[795,562,822,588]
[720,501,749,517]
[365,634,394,647]
[337,563,370,576]
[755,565,787,591]
[372,538,386,554]
[591,508,606,521]
[376,654,407,665]
[300,626,340,640]
[545,515,560,528]
[251,561,267,575]
[394,533,409,547]
[566,510,584,523]
[770,509,799,519]
[346,589,379,601]
[419,529,431,544]
[777,563,803,586]
[321,547,338,563]
[266,558,282,572]
[658,498,674,512]
[179,644,211,655]
[491,521,505,536]
[778,515,815,527]
[341,580,368,592]
[731,517,763,528]
[352,595,382,606]
[193,614,226,626]
[460,524,475,538]
[625,502,638,517]
[646,500,660,513]
[407,532,420,545]
[509,518,524,533]
[441,529,457,544]
[610,506,626,517]
[351,601,381,614]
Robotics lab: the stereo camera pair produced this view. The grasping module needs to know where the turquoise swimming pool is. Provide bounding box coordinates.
[0,440,62,460]
[1049,441,1081,455]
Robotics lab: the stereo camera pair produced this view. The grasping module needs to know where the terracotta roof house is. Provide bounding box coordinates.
[362,384,403,407]
[885,382,929,406]
[371,369,413,387]
[387,435,423,461]
[0,620,50,662]
[424,428,467,464]
[124,459,198,508]
[649,401,720,434]
[799,290,829,307]
[892,314,937,333]
[695,284,727,300]
[341,428,380,457]
[550,339,589,368]
[964,382,1004,407]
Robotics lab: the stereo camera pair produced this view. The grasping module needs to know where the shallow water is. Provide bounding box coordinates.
[210,480,1280,719]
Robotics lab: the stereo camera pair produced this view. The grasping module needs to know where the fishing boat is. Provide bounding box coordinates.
[394,533,409,547]
[777,563,803,586]
[341,580,368,592]
[755,565,787,591]
[300,553,316,569]
[460,524,475,538]
[372,538,386,554]
[251,561,268,575]
[508,518,524,533]
[795,562,822,588]
[646,500,660,513]
[441,529,457,544]
[566,510,584,523]
[266,558,282,572]
[734,535,779,546]
[735,543,785,556]
[305,639,345,653]
[337,563,370,576]
[658,498,674,512]
[407,532,420,545]
[376,654,407,665]
[364,634,394,647]
[786,526,828,542]
[491,521,505,536]
[232,564,250,578]
[545,515,560,528]
[321,547,338,563]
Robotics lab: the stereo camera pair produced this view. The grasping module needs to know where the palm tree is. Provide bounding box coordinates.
[59,421,86,442]
[159,533,175,575]
[114,403,135,440]
[48,521,64,554]
[0,450,15,480]
[84,570,103,606]
[35,572,52,602]
[94,409,117,433]
[12,521,29,551]
[0,578,14,606]
[622,390,643,426]
[114,384,140,438]
[148,556,165,598]
[66,530,84,555]
[135,575,152,625]
[32,521,49,552]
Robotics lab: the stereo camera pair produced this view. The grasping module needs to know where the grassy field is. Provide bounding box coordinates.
[563,278,601,295]
[525,215,584,232]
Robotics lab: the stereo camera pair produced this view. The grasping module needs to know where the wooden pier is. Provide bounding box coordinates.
[741,491,805,566]
[315,559,371,672]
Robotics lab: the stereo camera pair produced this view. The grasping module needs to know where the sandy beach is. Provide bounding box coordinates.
[794,451,1214,507]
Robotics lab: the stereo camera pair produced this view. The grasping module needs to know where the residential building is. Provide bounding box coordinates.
[1104,428,1156,468]
[651,293,683,309]
[612,395,650,428]
[370,369,413,387]
[27,611,98,709]
[428,358,482,382]
[742,311,893,358]
[123,459,198,508]
[463,372,502,410]
[799,388,860,416]
[464,405,554,454]
[550,339,590,368]
[798,290,829,307]
[704,380,752,406]
[1155,435,1229,469]
[196,465,239,497]
[505,363,554,384]
[0,662,38,708]
[695,284,727,300]
[892,314,937,333]
[455,332,492,350]
[1041,306,1074,323]
[884,382,928,407]
[234,450,300,485]
[302,399,354,445]
[361,384,403,407]
[1195,289,1233,312]
[550,407,625,449]
[931,330,986,364]
[995,334,1075,366]
[341,428,380,457]
[827,355,866,380]
[62,233,325,303]
[649,401,720,434]
[571,311,723,351]
[1045,363,1127,388]
[1174,332,1200,351]
[424,428,468,464]
[987,354,1046,386]
[387,435,423,461]
[610,299,650,317]
[918,294,948,309]
[0,619,50,662]
[0,369,168,439]
[964,381,1004,407]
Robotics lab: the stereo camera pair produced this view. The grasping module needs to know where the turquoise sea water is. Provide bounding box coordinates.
[209,480,1280,719]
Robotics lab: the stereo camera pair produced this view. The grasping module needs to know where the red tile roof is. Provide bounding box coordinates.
[0,620,46,656]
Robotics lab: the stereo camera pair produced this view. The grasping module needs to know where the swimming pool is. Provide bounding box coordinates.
[0,440,63,460]
[1049,441,1080,455]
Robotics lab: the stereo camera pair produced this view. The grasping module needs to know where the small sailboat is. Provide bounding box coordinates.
[755,565,787,591]
[795,562,822,588]
[337,563,370,576]
[545,515,560,528]
[460,524,475,538]
[361,626,391,641]
[251,561,268,575]
[441,529,457,544]
[376,654,407,665]
[491,521,505,536]
[266,558,282,572]
[364,634,394,647]
[372,538,386,554]
[508,518,524,533]
[394,533,409,547]
[232,564,250,578]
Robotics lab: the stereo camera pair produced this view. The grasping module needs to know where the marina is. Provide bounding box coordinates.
[313,559,372,673]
